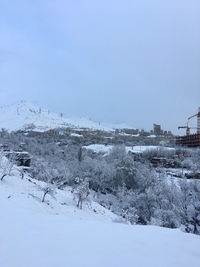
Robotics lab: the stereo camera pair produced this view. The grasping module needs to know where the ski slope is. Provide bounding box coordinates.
[0,169,200,267]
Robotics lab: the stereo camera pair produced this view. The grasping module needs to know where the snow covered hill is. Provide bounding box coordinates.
[0,101,113,132]
[0,167,200,267]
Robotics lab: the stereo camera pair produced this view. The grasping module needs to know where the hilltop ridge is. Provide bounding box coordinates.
[0,101,114,132]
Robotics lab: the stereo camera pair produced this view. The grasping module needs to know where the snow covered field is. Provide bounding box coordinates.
[0,172,200,267]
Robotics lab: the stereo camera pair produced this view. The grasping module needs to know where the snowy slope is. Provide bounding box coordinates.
[0,101,113,132]
[0,169,200,267]
[0,173,117,222]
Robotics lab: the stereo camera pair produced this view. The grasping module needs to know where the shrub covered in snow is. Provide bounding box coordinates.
[0,130,200,234]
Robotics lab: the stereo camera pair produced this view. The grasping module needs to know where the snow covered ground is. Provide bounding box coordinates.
[0,168,200,267]
[84,144,175,154]
[0,172,117,223]
[0,101,113,132]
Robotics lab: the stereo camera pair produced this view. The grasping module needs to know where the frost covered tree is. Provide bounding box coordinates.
[41,184,55,202]
[0,152,14,181]
[40,172,57,203]
[35,162,58,202]
[179,179,200,234]
[74,178,90,209]
[122,207,139,224]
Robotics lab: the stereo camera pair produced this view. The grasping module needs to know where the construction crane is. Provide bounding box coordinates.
[178,126,190,135]
[178,126,197,136]
[188,107,200,134]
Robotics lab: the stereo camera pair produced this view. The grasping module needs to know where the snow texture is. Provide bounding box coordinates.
[0,101,113,132]
[0,171,200,267]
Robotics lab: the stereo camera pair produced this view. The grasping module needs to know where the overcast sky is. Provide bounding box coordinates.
[0,0,200,133]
